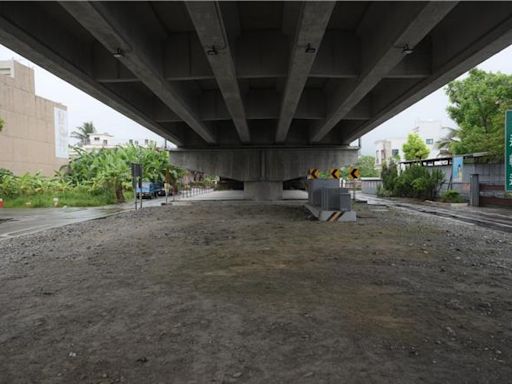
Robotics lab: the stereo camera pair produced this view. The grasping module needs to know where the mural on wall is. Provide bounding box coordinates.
[452,156,464,183]
[54,107,68,159]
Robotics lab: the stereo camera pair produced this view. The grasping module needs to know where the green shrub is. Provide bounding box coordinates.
[2,190,119,208]
[0,144,186,207]
[381,160,398,191]
[392,165,444,200]
[441,190,465,203]
[377,164,445,200]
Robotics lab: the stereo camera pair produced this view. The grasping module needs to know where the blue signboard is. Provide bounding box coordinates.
[452,156,463,183]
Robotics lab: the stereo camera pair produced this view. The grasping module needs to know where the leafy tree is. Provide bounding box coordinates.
[91,149,130,202]
[436,127,459,156]
[355,155,379,177]
[71,121,96,146]
[446,69,512,159]
[66,144,185,202]
[0,144,187,205]
[402,133,430,160]
[0,117,4,132]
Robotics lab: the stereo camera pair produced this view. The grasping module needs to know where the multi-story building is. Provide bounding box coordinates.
[375,120,452,168]
[374,137,407,167]
[0,60,68,176]
[83,132,116,150]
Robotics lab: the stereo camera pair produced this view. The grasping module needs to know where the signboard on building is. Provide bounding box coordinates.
[54,107,68,158]
[452,156,463,183]
[506,110,512,192]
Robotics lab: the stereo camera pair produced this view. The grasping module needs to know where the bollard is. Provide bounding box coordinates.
[0,198,3,208]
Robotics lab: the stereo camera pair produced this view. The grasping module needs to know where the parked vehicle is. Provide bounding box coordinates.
[136,181,164,199]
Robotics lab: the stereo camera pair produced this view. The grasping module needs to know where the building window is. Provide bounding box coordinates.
[103,140,108,145]
[426,138,434,145]
[144,139,149,145]
[129,139,133,145]
[392,149,399,157]
[375,150,380,164]
[0,67,12,76]
[94,137,99,141]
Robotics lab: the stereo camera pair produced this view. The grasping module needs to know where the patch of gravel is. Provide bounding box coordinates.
[0,201,511,383]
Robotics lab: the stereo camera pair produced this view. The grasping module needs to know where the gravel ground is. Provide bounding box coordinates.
[0,201,511,384]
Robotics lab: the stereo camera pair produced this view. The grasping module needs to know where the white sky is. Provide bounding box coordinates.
[1,42,512,154]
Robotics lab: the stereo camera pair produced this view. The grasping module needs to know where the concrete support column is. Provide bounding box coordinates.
[244,181,283,201]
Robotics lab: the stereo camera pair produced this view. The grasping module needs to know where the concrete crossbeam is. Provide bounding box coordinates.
[92,30,432,84]
[170,147,358,182]
[153,89,371,124]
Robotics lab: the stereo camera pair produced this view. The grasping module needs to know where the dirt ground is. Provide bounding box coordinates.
[0,201,511,384]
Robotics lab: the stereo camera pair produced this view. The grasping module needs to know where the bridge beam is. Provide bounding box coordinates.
[61,1,216,144]
[310,1,457,143]
[186,1,251,143]
[275,2,334,143]
[341,2,512,143]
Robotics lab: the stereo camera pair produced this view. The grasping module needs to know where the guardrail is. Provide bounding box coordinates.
[173,187,214,200]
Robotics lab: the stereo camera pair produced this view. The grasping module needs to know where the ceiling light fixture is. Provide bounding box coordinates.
[207,46,218,56]
[113,48,124,58]
[401,44,414,55]
[305,44,316,54]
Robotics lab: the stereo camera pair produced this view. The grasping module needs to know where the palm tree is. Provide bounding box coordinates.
[71,121,96,146]
[436,127,459,157]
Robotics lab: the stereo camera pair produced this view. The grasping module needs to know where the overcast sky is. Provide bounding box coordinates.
[1,42,512,154]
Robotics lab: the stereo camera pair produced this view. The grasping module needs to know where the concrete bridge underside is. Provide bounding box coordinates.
[1,1,512,199]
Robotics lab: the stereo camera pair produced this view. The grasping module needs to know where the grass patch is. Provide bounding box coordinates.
[440,190,465,203]
[2,190,134,208]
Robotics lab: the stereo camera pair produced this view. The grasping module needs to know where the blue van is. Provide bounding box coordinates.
[136,181,164,199]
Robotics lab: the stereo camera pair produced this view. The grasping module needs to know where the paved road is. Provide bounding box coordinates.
[0,196,167,240]
[0,189,308,239]
[5,190,508,240]
[357,192,512,233]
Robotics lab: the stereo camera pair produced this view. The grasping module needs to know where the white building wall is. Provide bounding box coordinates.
[412,120,450,158]
[374,120,452,166]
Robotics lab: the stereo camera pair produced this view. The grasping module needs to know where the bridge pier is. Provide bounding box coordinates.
[170,147,358,201]
[244,181,282,201]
